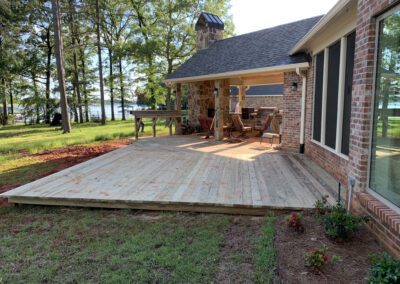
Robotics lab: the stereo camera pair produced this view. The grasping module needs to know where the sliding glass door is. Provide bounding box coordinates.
[369,6,400,207]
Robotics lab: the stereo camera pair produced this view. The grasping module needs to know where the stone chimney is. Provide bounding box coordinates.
[195,12,224,50]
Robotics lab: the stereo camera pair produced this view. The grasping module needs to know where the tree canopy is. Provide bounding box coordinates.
[0,0,234,128]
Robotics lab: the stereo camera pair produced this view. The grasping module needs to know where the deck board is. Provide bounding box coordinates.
[1,136,338,214]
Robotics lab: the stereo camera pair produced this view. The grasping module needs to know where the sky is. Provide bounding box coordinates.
[230,0,339,35]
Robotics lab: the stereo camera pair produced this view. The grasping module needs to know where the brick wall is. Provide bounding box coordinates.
[348,0,400,257]
[303,0,400,257]
[281,72,303,151]
[230,95,283,110]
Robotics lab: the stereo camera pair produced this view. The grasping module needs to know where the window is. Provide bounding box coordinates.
[312,32,356,156]
[369,7,400,207]
[325,41,341,148]
[341,32,356,155]
[313,51,324,142]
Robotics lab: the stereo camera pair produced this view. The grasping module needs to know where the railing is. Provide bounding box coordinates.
[130,110,182,140]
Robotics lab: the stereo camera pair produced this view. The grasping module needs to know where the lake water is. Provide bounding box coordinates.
[88,103,148,119]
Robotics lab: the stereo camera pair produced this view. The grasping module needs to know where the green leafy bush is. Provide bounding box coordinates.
[321,204,368,241]
[304,245,341,270]
[314,195,329,215]
[368,253,400,284]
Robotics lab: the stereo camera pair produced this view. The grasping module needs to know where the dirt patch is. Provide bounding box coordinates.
[275,212,382,284]
[215,216,263,283]
[0,140,129,205]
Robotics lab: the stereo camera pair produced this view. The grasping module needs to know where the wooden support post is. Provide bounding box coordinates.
[169,118,172,136]
[214,80,224,141]
[134,116,139,140]
[175,83,182,135]
[238,85,246,113]
[152,117,156,137]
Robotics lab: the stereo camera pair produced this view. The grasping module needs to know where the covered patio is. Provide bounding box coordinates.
[2,136,337,214]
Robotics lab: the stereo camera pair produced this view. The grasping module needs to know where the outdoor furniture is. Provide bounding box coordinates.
[130,110,181,140]
[199,115,214,138]
[260,111,282,146]
[231,113,252,137]
[241,107,254,120]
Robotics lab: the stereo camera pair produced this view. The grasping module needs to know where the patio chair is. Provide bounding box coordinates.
[231,113,252,137]
[198,115,213,139]
[260,110,282,146]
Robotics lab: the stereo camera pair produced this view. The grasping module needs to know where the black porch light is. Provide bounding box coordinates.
[291,82,298,91]
[213,88,219,97]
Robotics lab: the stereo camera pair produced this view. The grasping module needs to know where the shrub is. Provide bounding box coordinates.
[368,253,400,284]
[314,195,329,215]
[305,245,340,271]
[321,204,368,241]
[285,211,304,232]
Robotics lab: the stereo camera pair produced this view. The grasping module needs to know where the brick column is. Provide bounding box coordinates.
[281,72,303,150]
[175,83,182,135]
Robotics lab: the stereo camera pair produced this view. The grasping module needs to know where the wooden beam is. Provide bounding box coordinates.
[175,83,182,135]
[229,73,284,86]
[130,110,181,118]
[152,118,157,137]
[214,80,223,141]
[238,85,246,112]
[134,116,139,140]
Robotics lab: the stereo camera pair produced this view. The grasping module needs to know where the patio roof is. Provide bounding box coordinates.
[165,16,322,84]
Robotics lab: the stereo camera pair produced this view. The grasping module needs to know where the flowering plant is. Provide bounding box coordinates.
[305,245,341,270]
[285,211,304,232]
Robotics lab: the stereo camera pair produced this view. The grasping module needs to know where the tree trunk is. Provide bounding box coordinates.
[1,78,7,125]
[95,0,106,125]
[118,58,125,120]
[69,0,83,124]
[45,27,52,124]
[32,72,40,124]
[166,60,173,110]
[8,80,13,114]
[108,48,115,121]
[80,52,90,122]
[51,0,71,133]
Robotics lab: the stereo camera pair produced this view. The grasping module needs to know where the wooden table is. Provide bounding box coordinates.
[130,110,182,140]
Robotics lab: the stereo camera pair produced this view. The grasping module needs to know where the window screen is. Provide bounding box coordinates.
[341,32,356,155]
[313,51,324,142]
[325,41,341,149]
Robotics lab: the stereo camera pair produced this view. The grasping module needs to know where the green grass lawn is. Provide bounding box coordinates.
[0,207,277,283]
[0,120,171,188]
[0,120,278,283]
[0,119,170,154]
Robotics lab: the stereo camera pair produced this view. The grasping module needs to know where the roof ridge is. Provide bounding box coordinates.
[215,15,324,44]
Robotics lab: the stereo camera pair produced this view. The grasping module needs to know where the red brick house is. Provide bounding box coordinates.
[166,0,400,256]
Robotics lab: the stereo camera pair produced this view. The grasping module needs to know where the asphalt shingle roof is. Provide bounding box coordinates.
[167,16,323,80]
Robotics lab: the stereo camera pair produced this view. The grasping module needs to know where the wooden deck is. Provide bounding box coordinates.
[1,136,339,214]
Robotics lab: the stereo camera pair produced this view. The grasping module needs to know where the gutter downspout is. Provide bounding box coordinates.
[296,67,307,154]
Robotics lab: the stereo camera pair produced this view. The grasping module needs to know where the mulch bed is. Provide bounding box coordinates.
[275,212,382,284]
[0,140,129,207]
